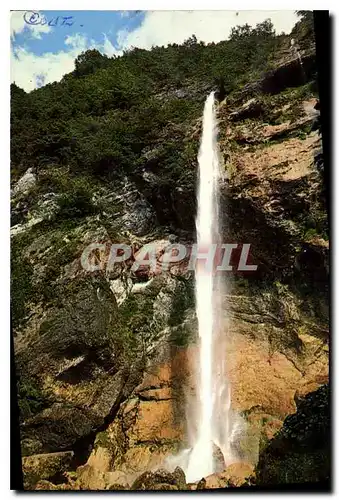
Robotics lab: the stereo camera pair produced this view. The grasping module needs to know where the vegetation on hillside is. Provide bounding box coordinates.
[10,12,319,332]
[11,13,313,188]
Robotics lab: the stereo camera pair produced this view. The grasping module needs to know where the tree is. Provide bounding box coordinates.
[74,49,110,77]
[254,19,275,39]
[11,19,316,182]
[183,34,198,47]
[291,11,315,47]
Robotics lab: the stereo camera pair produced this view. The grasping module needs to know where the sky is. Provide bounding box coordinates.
[10,10,299,92]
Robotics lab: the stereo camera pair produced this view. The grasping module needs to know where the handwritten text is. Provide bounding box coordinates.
[23,11,74,27]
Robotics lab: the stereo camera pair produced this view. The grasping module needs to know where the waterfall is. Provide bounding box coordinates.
[166,92,244,483]
[184,91,221,480]
[184,91,235,482]
[291,38,305,78]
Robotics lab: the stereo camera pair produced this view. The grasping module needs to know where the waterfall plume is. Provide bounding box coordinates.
[166,92,244,483]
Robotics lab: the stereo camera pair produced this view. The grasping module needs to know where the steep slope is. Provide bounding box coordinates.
[11,12,329,490]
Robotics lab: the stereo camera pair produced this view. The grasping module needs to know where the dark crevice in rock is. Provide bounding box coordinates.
[68,376,129,470]
[261,54,317,95]
[136,383,169,392]
[55,351,120,385]
[138,395,173,402]
[282,354,305,376]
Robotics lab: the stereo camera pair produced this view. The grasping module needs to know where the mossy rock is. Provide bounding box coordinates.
[22,451,74,490]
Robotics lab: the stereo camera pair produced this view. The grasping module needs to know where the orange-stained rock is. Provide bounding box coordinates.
[127,400,184,443]
[294,374,329,405]
[197,474,222,489]
[196,462,255,489]
[119,443,177,478]
[227,337,301,418]
[112,315,328,478]
[105,470,130,488]
[220,462,255,487]
[75,464,107,490]
[87,446,112,473]
[137,387,172,400]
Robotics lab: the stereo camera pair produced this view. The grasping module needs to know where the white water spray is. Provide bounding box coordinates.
[185,91,221,481]
[166,92,244,483]
[183,91,243,483]
[291,38,305,75]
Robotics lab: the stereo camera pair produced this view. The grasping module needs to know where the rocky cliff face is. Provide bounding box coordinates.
[256,384,330,485]
[11,42,329,490]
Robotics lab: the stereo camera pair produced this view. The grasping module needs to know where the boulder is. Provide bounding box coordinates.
[75,464,107,490]
[35,480,74,490]
[196,475,221,490]
[196,462,255,489]
[22,451,74,490]
[13,167,36,196]
[105,470,130,489]
[221,462,255,487]
[87,446,112,473]
[16,274,145,453]
[35,480,59,490]
[131,467,186,490]
[125,399,184,444]
[229,98,264,121]
[107,483,128,490]
[22,404,102,453]
[114,178,156,237]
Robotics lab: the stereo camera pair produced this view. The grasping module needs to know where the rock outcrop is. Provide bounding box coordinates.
[12,29,329,491]
[131,467,187,491]
[196,462,255,489]
[12,167,36,196]
[256,384,330,485]
[22,451,74,490]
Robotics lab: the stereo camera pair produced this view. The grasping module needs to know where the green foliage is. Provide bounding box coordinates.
[292,11,315,48]
[168,278,194,327]
[17,376,50,420]
[74,49,110,77]
[234,275,251,293]
[116,294,155,355]
[11,218,87,313]
[11,236,35,328]
[36,168,98,219]
[273,280,290,295]
[56,177,96,219]
[256,82,316,125]
[304,228,320,241]
[300,206,328,242]
[94,431,112,450]
[170,323,193,347]
[10,17,314,185]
